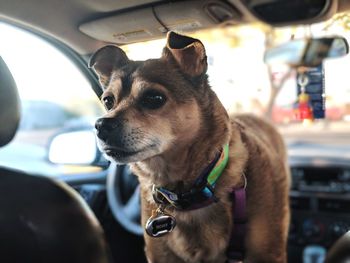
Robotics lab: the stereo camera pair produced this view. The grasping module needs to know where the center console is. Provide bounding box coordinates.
[288,166,350,262]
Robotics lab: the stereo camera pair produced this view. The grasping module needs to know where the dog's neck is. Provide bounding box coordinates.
[133,94,230,190]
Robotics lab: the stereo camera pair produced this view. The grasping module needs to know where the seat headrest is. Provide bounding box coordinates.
[0,168,112,263]
[0,57,20,147]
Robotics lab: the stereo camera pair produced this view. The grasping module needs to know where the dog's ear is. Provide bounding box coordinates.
[162,31,207,77]
[89,45,129,87]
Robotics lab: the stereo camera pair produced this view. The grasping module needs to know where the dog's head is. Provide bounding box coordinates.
[91,32,227,164]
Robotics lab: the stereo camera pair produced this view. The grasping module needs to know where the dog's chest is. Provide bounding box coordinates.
[164,204,231,262]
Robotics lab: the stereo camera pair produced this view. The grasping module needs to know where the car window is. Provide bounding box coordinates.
[0,22,103,177]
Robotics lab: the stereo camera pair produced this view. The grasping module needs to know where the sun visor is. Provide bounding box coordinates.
[79,0,241,44]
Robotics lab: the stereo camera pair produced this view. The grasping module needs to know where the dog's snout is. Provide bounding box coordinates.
[95,117,118,141]
[95,118,111,131]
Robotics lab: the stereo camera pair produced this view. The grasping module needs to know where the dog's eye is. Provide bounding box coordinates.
[139,90,167,110]
[102,96,115,111]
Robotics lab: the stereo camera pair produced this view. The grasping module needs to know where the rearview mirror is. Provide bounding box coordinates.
[264,37,349,67]
[48,130,99,165]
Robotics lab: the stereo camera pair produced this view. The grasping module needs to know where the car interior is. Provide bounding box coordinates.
[1,0,350,262]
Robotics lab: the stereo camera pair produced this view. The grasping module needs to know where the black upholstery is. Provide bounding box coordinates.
[0,56,112,262]
[0,169,111,263]
[0,56,20,147]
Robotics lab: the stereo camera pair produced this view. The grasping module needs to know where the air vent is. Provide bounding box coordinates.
[290,196,311,210]
[318,198,350,213]
[291,167,348,193]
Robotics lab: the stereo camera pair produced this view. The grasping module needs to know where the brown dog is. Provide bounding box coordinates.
[91,31,290,263]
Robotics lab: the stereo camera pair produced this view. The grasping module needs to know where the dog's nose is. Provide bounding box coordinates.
[95,118,115,141]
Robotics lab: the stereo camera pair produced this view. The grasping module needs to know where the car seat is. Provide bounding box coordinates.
[0,56,112,263]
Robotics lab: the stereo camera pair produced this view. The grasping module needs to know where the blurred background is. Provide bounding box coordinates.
[124,13,350,146]
[1,12,350,176]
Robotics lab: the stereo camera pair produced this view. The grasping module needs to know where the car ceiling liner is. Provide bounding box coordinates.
[79,0,338,45]
[79,0,241,44]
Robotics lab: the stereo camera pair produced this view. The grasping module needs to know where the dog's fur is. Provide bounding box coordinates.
[91,32,290,263]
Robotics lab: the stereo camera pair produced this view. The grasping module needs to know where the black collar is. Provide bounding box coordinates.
[152,145,229,211]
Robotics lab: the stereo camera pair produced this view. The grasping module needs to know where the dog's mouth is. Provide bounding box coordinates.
[103,144,157,161]
[104,147,140,159]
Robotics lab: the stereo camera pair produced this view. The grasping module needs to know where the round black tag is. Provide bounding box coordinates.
[145,214,176,237]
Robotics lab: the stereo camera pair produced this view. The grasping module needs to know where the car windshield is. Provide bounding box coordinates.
[123,14,350,148]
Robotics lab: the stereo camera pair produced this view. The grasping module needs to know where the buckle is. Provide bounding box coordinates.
[151,182,218,210]
[152,185,179,206]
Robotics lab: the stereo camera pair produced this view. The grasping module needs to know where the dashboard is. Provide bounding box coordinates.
[288,151,350,262]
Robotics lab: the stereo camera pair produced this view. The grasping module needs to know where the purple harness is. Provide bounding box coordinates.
[153,184,247,262]
[227,187,247,262]
[151,146,247,261]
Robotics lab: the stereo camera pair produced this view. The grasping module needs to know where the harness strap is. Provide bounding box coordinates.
[227,187,247,262]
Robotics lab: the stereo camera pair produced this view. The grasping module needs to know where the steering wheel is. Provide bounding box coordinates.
[106,163,143,236]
